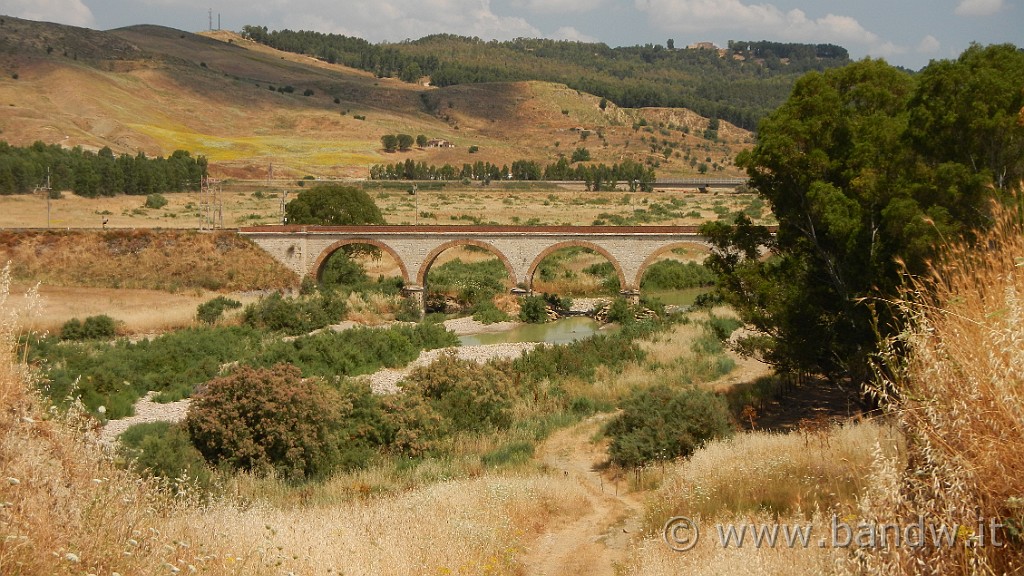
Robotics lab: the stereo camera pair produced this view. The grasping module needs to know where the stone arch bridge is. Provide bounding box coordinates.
[238,225,715,311]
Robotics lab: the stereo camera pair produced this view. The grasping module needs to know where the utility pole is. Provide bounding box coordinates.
[34,168,51,228]
[208,9,212,31]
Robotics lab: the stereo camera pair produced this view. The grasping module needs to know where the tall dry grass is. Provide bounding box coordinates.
[864,203,1024,574]
[623,421,901,575]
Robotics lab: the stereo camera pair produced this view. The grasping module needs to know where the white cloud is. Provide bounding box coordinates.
[2,0,95,27]
[634,0,881,43]
[522,0,604,14]
[917,34,941,53]
[954,0,1005,16]
[633,0,913,59]
[278,0,540,42]
[551,26,597,42]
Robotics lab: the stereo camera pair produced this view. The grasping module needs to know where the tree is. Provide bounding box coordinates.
[416,134,428,148]
[718,51,1023,382]
[396,133,414,151]
[284,184,386,226]
[380,134,398,152]
[666,39,674,50]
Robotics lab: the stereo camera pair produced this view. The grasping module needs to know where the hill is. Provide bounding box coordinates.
[0,16,752,180]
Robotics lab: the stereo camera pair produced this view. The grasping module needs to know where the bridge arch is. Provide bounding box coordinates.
[311,238,411,284]
[632,240,712,289]
[527,241,627,292]
[417,239,518,287]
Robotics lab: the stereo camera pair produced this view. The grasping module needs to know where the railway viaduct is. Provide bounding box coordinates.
[238,225,715,312]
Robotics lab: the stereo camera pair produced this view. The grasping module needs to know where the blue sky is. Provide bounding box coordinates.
[0,0,1019,69]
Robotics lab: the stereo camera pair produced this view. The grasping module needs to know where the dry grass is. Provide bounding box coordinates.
[863,203,1024,574]
[623,421,902,576]
[0,263,594,575]
[0,229,294,292]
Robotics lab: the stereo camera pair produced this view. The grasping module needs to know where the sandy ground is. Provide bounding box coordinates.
[9,283,261,334]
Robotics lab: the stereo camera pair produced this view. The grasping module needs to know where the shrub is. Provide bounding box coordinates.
[401,354,513,432]
[518,294,548,323]
[196,296,242,324]
[640,260,716,290]
[319,250,370,288]
[426,258,509,310]
[186,364,350,480]
[60,315,117,341]
[242,291,347,335]
[144,193,168,209]
[118,422,212,490]
[252,322,457,378]
[605,385,733,467]
[472,300,511,324]
[605,297,634,324]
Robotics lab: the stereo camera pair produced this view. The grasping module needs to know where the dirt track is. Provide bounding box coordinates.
[523,414,645,576]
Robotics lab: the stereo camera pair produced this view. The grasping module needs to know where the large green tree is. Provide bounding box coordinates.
[284,184,386,226]
[709,45,1024,382]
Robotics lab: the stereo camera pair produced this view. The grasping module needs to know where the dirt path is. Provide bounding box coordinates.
[522,413,645,576]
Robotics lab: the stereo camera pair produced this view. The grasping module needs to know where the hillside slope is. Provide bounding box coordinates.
[0,17,750,179]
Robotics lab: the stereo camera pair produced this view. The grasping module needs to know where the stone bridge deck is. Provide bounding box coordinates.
[239,225,715,296]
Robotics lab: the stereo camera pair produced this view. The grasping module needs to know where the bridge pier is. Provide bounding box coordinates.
[620,288,641,306]
[402,285,426,319]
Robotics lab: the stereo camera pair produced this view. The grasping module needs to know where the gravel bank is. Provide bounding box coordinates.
[99,391,190,444]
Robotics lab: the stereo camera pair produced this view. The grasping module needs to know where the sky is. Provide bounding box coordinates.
[0,0,1019,70]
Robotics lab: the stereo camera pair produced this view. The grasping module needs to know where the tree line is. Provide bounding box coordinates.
[240,26,850,130]
[369,157,656,191]
[0,141,207,197]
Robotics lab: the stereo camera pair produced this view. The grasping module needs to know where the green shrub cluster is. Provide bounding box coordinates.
[243,291,347,335]
[118,422,212,490]
[605,384,734,467]
[400,353,514,432]
[640,260,716,290]
[471,300,511,324]
[60,315,117,341]
[252,322,458,378]
[518,294,548,323]
[426,258,509,311]
[33,326,263,418]
[144,193,168,209]
[196,296,242,324]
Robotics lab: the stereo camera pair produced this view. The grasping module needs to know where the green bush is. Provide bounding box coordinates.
[186,364,351,481]
[144,193,168,209]
[518,294,548,323]
[472,300,511,324]
[242,292,347,335]
[426,258,509,309]
[60,315,117,341]
[640,260,716,290]
[605,385,734,467]
[401,354,513,432]
[319,250,370,288]
[31,326,263,418]
[119,422,212,490]
[196,296,242,324]
[605,297,634,324]
[252,322,458,378]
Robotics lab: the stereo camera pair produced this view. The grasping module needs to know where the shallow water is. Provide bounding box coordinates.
[458,316,607,346]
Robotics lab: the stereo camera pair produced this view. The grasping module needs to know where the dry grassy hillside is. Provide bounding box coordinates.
[0,16,750,180]
[0,229,294,291]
